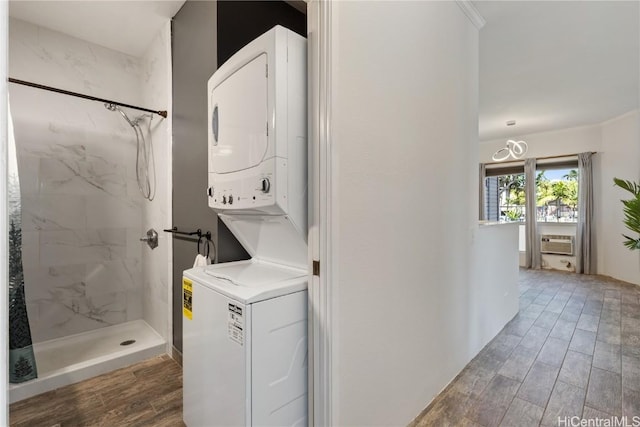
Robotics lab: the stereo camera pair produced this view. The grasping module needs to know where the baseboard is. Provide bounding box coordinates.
[171,346,183,366]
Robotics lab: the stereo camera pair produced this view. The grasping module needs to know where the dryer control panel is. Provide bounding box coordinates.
[207,160,283,213]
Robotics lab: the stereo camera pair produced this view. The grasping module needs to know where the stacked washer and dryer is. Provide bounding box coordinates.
[182,26,308,427]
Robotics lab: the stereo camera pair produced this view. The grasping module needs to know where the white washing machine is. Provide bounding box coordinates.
[183,26,308,427]
[182,276,307,427]
[183,215,308,427]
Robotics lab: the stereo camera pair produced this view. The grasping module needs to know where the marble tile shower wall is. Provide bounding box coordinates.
[140,23,172,347]
[9,18,149,343]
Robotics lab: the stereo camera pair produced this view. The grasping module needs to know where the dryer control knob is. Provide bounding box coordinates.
[228,195,233,205]
[260,178,271,194]
[222,195,227,205]
[207,187,214,198]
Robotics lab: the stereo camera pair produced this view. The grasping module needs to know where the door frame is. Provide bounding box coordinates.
[307,1,333,425]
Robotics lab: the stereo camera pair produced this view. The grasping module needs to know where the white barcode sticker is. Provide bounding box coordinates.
[228,303,244,346]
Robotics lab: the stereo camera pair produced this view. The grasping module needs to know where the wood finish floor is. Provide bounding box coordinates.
[10,270,640,427]
[411,269,640,427]
[10,354,184,427]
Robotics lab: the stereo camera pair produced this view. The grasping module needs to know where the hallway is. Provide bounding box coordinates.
[412,269,640,426]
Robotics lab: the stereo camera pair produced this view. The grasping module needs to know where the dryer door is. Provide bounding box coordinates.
[210,53,269,174]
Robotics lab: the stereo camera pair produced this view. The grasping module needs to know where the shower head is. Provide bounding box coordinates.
[105,102,156,201]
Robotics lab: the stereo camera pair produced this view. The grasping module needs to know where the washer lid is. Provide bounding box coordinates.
[184,260,307,304]
[219,214,307,271]
[203,260,304,287]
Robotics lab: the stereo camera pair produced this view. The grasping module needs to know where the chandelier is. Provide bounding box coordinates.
[492,139,528,162]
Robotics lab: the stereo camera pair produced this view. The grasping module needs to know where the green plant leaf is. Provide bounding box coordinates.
[622,235,640,250]
[614,178,640,196]
[614,178,640,251]
[621,199,640,233]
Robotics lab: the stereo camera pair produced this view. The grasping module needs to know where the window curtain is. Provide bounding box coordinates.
[576,152,594,274]
[479,164,486,220]
[8,99,38,383]
[525,158,541,269]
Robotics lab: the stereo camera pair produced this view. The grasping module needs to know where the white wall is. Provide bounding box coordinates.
[480,123,601,161]
[329,2,480,425]
[597,111,640,284]
[470,224,519,353]
[480,111,640,285]
[140,22,173,350]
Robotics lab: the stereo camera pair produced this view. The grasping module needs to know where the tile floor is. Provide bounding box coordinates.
[9,354,184,427]
[9,269,640,427]
[411,268,640,427]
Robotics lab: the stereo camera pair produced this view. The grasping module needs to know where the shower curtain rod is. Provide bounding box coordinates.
[8,78,168,118]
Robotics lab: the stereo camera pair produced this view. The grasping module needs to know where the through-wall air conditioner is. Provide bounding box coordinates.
[540,235,574,256]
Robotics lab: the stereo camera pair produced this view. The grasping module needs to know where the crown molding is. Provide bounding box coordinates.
[599,108,640,127]
[456,1,486,30]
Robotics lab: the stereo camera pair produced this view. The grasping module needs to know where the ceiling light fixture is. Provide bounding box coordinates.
[492,139,528,162]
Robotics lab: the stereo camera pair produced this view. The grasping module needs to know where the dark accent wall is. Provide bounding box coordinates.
[171,0,306,353]
[171,0,249,353]
[217,1,306,67]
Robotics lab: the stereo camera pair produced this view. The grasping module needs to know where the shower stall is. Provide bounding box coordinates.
[7,17,173,402]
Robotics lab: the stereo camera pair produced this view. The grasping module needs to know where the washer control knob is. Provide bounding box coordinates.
[222,195,227,205]
[261,178,271,194]
[228,195,233,205]
[207,187,214,197]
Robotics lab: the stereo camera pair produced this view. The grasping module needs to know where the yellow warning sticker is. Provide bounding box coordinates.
[183,278,193,320]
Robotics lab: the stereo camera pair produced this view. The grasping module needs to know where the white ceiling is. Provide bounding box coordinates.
[475,1,639,141]
[9,0,186,57]
[9,1,638,140]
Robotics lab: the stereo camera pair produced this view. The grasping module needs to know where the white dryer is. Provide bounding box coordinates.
[183,25,308,427]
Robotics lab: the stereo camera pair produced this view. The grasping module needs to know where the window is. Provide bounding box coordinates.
[483,160,579,224]
[484,165,525,223]
[485,174,526,222]
[535,166,578,223]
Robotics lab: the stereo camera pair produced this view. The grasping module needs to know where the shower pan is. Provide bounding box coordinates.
[9,320,164,403]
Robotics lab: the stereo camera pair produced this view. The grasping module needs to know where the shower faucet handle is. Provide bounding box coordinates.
[140,228,159,250]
